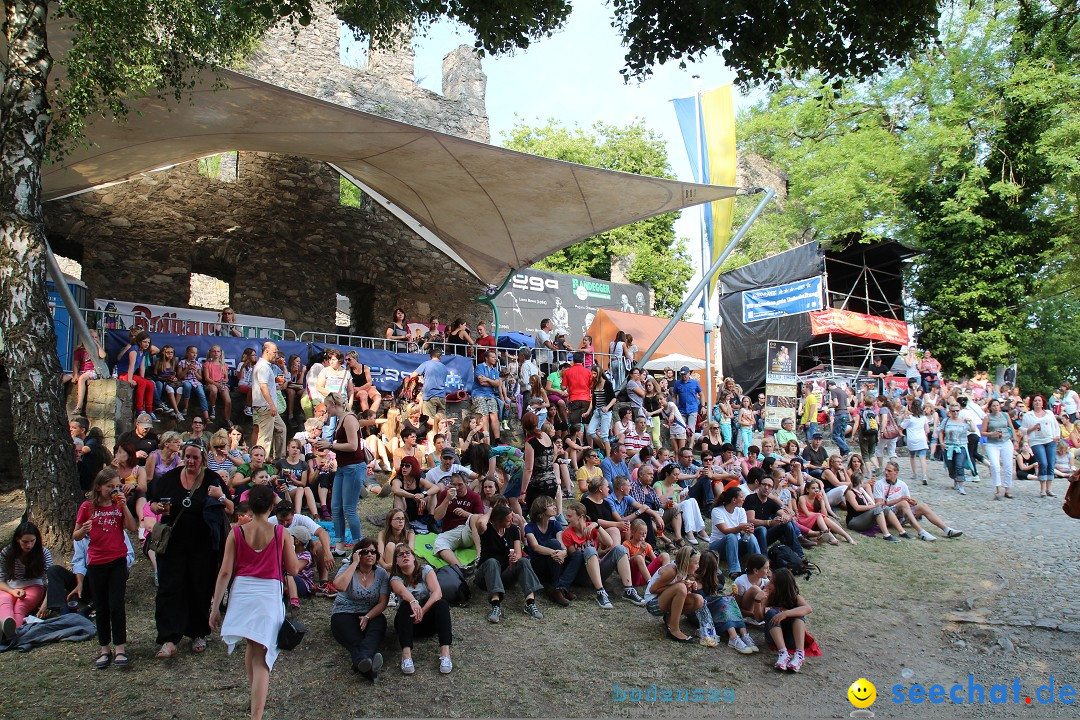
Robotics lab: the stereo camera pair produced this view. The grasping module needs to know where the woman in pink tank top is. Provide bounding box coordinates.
[210,485,301,720]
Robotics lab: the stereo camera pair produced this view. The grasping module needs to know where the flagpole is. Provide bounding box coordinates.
[693,75,714,424]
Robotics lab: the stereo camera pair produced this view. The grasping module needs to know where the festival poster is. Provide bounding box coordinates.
[765,340,798,384]
[764,383,798,430]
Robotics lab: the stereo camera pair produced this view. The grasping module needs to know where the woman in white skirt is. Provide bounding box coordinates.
[210,485,302,720]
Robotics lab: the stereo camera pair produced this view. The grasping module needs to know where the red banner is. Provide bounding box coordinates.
[809,308,910,345]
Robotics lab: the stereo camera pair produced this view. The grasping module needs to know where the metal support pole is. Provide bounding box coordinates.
[45,243,110,378]
[477,269,516,344]
[692,74,716,417]
[638,188,776,368]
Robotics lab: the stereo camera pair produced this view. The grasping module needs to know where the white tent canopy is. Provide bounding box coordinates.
[642,353,706,371]
[42,66,736,286]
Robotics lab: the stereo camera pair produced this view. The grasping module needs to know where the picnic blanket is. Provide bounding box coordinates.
[413,532,476,569]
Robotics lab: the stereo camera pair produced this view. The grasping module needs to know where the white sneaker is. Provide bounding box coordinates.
[742,636,759,653]
[686,534,699,545]
[175,411,185,422]
[957,486,967,495]
[919,530,936,542]
[388,593,399,608]
[439,656,453,674]
[400,657,415,675]
[728,636,753,654]
[774,649,791,671]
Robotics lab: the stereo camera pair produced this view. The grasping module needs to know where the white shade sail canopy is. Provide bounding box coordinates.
[41,66,736,285]
[642,353,707,371]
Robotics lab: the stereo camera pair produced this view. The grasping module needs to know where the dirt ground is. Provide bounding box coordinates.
[0,466,1076,719]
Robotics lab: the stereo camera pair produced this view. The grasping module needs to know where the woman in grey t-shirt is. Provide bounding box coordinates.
[330,538,389,680]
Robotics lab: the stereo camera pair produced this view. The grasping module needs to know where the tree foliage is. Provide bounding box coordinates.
[611,0,941,86]
[501,119,693,317]
[731,0,1080,378]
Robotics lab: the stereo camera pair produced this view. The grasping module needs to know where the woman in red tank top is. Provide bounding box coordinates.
[210,485,302,720]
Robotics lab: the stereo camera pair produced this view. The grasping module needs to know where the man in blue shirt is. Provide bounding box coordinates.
[673,366,704,434]
[410,347,449,422]
[472,348,502,444]
[600,442,630,492]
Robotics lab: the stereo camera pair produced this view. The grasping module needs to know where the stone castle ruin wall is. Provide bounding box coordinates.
[45,8,494,336]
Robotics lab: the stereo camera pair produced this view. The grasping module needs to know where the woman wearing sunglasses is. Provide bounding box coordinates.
[330,538,390,681]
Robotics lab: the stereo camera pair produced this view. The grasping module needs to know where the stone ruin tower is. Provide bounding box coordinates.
[44,7,493,336]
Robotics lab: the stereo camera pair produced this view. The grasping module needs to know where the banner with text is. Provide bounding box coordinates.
[310,344,474,394]
[493,268,651,338]
[742,277,823,323]
[94,299,285,339]
[809,307,910,345]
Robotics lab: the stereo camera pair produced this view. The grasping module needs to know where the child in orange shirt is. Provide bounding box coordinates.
[623,519,670,587]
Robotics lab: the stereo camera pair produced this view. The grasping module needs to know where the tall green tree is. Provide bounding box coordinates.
[731,0,1079,377]
[501,120,692,316]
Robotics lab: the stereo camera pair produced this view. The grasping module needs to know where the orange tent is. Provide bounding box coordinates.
[586,309,719,385]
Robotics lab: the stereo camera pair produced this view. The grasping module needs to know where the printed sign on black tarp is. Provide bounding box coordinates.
[494,268,651,337]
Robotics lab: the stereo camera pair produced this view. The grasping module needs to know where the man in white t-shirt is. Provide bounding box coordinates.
[269,501,337,596]
[873,462,963,541]
[535,319,555,376]
[425,447,479,488]
[253,341,286,461]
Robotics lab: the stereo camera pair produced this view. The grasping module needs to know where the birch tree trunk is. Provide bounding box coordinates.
[0,0,80,548]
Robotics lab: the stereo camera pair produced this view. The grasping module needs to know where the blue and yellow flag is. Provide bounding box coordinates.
[672,85,736,301]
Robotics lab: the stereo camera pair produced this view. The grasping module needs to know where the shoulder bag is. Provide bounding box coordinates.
[148,470,203,555]
[276,526,307,650]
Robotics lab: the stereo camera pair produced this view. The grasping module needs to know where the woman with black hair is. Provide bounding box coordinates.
[0,522,52,640]
[331,537,390,681]
[147,442,233,658]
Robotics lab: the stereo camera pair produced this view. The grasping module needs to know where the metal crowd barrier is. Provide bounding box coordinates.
[80,307,297,341]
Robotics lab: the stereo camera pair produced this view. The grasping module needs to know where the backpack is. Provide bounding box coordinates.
[394,376,420,408]
[767,544,820,581]
[1064,470,1080,519]
[861,408,878,433]
[435,564,471,606]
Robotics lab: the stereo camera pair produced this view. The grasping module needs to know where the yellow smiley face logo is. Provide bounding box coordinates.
[848,678,877,709]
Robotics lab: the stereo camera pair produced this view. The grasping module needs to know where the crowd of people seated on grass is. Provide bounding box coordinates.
[42,322,1080,719]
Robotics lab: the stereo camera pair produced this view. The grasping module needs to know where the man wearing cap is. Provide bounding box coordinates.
[426,447,480,489]
[672,366,704,435]
[270,500,338,597]
[117,413,160,466]
[561,351,592,428]
[410,347,449,424]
